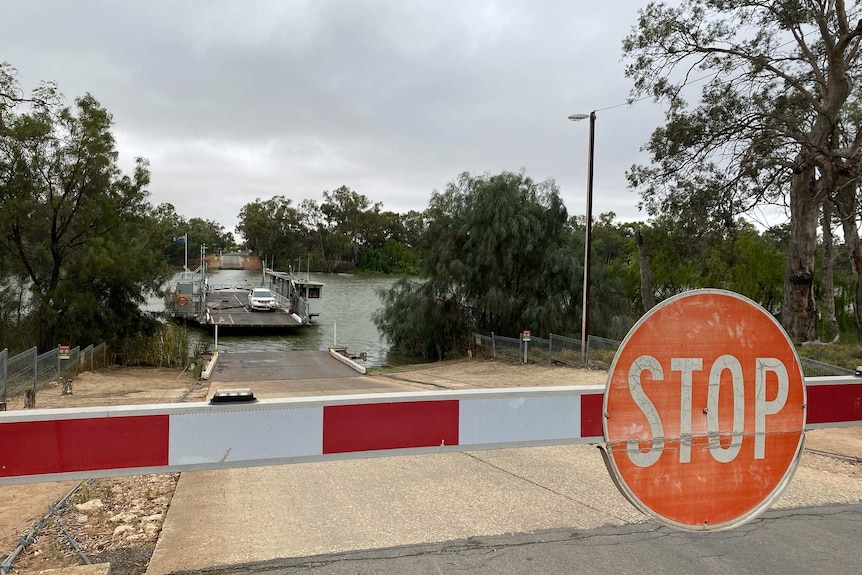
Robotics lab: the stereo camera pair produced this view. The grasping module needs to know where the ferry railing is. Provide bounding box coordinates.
[273,291,291,309]
[296,297,310,321]
[271,291,311,322]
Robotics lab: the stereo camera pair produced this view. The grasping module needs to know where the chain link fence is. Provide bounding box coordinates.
[799,357,856,377]
[0,343,110,406]
[548,333,583,366]
[474,332,593,366]
[473,332,854,377]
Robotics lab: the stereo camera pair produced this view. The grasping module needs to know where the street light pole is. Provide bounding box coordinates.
[568,111,596,365]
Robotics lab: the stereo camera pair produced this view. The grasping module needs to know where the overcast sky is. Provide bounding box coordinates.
[1,0,670,239]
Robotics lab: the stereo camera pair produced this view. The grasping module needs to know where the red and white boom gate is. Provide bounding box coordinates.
[0,377,859,485]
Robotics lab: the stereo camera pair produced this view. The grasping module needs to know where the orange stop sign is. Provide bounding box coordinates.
[603,290,806,531]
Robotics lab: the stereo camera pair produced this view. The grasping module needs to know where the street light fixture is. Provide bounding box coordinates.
[568,111,596,365]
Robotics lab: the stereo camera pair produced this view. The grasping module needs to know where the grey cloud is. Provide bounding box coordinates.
[1,1,661,234]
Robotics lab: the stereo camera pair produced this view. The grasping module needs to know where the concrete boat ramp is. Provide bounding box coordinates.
[206,349,407,398]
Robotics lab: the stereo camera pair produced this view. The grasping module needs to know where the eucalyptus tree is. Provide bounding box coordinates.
[186,217,234,259]
[236,195,303,267]
[0,64,171,350]
[321,185,372,264]
[299,198,351,272]
[623,0,862,342]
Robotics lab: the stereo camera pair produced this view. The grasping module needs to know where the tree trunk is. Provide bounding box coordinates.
[820,199,839,342]
[833,178,862,330]
[835,155,862,329]
[781,166,820,342]
[36,303,55,352]
[635,229,656,313]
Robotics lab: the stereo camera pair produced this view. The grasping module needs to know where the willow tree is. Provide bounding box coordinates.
[374,171,580,359]
[624,0,862,342]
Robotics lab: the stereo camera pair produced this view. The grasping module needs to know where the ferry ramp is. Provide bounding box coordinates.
[206,350,402,397]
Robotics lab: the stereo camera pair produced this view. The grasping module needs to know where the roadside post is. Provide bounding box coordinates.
[602,289,806,531]
[522,330,531,364]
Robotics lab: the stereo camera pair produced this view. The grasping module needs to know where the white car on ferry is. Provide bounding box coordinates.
[247,287,278,311]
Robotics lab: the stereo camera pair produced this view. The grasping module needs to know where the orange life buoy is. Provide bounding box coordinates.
[176,295,189,307]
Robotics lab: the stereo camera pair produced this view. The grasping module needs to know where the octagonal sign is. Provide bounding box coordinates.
[603,289,806,531]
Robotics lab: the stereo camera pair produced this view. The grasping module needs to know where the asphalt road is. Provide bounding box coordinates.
[171,502,862,575]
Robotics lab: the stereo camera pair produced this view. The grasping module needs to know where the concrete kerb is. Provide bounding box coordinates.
[328,348,367,374]
[200,351,219,380]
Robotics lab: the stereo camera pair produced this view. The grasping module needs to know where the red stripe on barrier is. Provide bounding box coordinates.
[0,415,169,478]
[323,400,459,454]
[806,383,862,425]
[580,393,604,438]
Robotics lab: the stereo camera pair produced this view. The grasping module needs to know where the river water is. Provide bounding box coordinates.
[154,269,404,367]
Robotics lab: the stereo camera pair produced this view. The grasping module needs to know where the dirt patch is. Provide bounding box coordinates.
[0,367,209,575]
[372,358,608,389]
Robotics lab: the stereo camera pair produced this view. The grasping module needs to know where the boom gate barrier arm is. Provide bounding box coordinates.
[1,378,861,487]
[1,386,607,485]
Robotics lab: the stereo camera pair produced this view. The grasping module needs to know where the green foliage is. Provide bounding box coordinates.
[115,323,191,367]
[237,187,421,274]
[356,240,420,275]
[587,215,643,339]
[236,195,303,268]
[375,171,581,358]
[797,343,862,371]
[0,62,173,351]
[321,185,371,264]
[623,0,862,341]
[374,278,468,360]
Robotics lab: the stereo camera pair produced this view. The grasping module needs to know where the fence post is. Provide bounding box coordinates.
[1,348,7,408]
[548,335,552,365]
[32,348,38,395]
[491,332,496,358]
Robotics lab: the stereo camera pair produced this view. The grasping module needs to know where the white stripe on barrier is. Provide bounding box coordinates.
[459,395,581,446]
[169,406,323,466]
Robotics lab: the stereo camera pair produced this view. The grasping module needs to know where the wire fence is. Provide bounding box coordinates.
[799,357,856,378]
[0,343,110,406]
[474,332,592,367]
[472,332,854,377]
